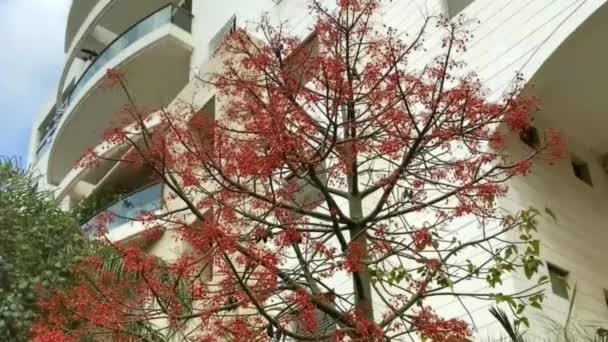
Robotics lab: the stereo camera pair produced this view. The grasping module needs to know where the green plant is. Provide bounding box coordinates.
[489,307,525,342]
[0,161,93,341]
[489,284,608,342]
[74,185,132,224]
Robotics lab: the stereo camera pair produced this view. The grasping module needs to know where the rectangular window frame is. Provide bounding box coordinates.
[571,156,593,186]
[547,263,570,299]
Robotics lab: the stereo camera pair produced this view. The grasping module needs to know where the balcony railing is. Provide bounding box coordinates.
[82,182,163,237]
[64,4,193,108]
[38,5,192,161]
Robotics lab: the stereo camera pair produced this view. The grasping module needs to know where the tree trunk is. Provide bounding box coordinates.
[349,196,374,321]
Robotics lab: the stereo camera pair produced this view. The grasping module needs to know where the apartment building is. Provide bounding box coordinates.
[28,0,608,339]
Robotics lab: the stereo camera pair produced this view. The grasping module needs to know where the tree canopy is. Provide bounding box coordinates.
[33,1,565,341]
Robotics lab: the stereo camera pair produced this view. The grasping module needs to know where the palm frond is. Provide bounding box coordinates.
[564,283,577,342]
[489,307,522,342]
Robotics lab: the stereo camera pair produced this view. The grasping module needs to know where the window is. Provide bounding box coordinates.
[547,263,569,299]
[571,157,592,186]
[180,0,192,12]
[36,106,63,157]
[446,0,474,19]
[519,125,540,149]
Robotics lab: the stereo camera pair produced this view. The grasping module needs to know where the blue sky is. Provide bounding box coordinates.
[0,0,70,163]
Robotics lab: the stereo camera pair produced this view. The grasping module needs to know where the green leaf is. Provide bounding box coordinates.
[515,316,530,329]
[530,240,541,255]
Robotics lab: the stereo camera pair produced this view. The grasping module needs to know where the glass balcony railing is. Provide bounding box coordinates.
[82,182,163,237]
[64,4,193,107]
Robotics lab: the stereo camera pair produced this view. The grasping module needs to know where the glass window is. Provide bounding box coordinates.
[547,263,569,299]
[571,157,592,186]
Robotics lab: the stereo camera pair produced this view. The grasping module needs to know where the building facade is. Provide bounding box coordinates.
[28,0,608,339]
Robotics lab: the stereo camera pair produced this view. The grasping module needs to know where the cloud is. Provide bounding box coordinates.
[0,0,70,160]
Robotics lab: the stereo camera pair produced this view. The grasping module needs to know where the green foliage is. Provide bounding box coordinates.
[370,266,411,286]
[487,208,599,342]
[489,307,524,342]
[519,209,543,280]
[486,208,542,289]
[480,208,547,334]
[0,162,91,341]
[488,285,605,342]
[73,185,132,224]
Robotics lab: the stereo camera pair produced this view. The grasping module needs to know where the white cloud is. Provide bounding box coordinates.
[0,0,70,159]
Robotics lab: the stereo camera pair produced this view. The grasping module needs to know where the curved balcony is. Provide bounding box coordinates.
[64,5,192,110]
[48,4,193,185]
[64,0,182,53]
[523,1,608,154]
[65,0,100,52]
[82,182,163,241]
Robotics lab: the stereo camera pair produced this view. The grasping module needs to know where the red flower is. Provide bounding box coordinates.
[31,329,73,342]
[413,307,472,342]
[413,229,433,252]
[102,68,125,89]
[345,241,364,273]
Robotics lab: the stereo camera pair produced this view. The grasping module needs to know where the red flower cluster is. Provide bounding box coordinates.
[345,241,365,273]
[413,228,433,252]
[292,290,318,333]
[413,307,472,342]
[30,329,72,342]
[102,68,125,90]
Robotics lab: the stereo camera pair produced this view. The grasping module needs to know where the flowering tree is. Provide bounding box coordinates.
[34,1,565,341]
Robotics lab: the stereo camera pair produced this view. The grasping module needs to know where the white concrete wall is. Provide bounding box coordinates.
[190,0,276,72]
[500,122,608,338]
[458,0,608,337]
[461,0,607,96]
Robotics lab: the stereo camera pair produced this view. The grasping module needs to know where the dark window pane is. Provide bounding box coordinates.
[548,263,569,299]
